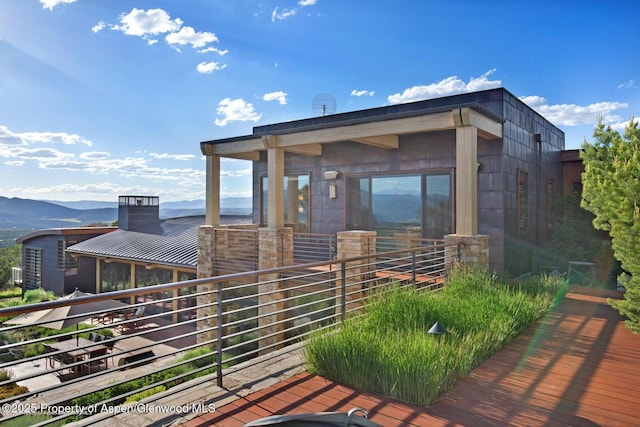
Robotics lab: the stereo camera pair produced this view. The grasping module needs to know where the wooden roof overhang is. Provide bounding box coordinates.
[200,103,504,234]
[200,105,503,160]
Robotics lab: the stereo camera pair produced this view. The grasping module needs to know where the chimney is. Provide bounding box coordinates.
[118,196,160,230]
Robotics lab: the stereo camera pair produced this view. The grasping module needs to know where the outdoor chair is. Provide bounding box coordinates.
[83,346,109,372]
[116,306,146,332]
[45,347,72,374]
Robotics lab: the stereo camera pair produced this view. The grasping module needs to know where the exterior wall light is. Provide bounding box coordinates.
[323,170,339,180]
[329,184,337,199]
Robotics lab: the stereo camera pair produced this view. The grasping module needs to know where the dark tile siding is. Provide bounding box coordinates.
[501,91,565,274]
[252,88,565,274]
[22,233,102,296]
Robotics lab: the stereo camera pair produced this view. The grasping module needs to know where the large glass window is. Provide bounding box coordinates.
[57,240,79,269]
[260,174,310,232]
[178,272,197,322]
[100,261,131,293]
[347,172,452,239]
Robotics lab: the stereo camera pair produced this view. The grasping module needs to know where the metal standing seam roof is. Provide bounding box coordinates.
[66,215,251,268]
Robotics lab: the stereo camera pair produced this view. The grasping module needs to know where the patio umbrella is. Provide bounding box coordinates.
[4,288,130,331]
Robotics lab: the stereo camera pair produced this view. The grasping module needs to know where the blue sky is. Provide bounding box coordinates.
[0,0,638,202]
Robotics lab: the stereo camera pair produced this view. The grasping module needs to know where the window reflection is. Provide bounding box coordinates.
[261,174,310,232]
[347,172,452,239]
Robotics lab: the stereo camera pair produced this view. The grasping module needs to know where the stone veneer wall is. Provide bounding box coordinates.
[444,234,490,271]
[336,230,376,316]
[257,227,293,352]
[196,225,216,345]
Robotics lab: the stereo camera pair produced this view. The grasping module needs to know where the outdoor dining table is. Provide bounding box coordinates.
[47,337,109,373]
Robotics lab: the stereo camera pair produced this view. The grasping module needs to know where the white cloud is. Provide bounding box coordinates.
[221,166,253,178]
[198,47,229,55]
[617,80,635,90]
[112,8,183,37]
[149,152,196,161]
[387,69,501,104]
[108,9,224,62]
[165,26,218,49]
[92,21,106,33]
[0,125,93,147]
[351,89,374,97]
[299,0,317,6]
[197,61,227,74]
[272,7,297,21]
[40,0,77,10]
[0,124,220,201]
[610,117,640,131]
[520,96,629,126]
[215,98,262,127]
[79,152,110,160]
[263,91,288,105]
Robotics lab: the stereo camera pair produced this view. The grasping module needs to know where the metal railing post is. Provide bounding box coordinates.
[340,261,346,322]
[411,250,416,284]
[216,282,223,388]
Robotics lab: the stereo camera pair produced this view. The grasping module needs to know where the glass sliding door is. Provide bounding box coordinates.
[260,174,310,232]
[424,174,452,238]
[346,171,453,239]
[370,175,421,238]
[346,176,370,229]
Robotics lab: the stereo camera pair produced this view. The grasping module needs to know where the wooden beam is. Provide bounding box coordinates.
[285,143,322,156]
[220,152,260,161]
[276,111,456,146]
[351,135,399,149]
[201,109,502,157]
[202,137,263,156]
[460,108,503,139]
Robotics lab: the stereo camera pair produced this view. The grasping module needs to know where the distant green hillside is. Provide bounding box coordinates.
[0,196,118,230]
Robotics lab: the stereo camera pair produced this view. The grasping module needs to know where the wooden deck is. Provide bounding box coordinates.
[182,287,640,427]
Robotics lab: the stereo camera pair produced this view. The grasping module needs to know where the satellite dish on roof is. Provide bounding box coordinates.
[312,93,336,116]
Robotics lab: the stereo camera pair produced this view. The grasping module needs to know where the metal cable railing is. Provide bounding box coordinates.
[0,241,457,425]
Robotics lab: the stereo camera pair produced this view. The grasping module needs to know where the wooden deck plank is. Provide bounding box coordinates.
[182,288,640,427]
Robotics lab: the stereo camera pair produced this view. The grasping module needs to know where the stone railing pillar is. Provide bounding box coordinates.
[336,231,376,317]
[196,225,216,346]
[444,234,489,272]
[258,227,293,352]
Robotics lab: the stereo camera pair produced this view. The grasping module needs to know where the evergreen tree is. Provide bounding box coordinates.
[581,118,640,333]
[0,245,21,287]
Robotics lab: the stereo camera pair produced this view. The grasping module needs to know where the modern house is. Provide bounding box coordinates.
[200,88,565,274]
[17,196,250,304]
[18,87,573,299]
[17,226,116,296]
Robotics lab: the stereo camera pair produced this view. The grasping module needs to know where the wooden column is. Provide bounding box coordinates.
[455,126,478,235]
[205,155,221,227]
[267,147,285,228]
[95,258,101,293]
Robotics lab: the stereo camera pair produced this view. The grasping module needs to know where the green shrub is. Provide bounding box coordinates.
[124,385,167,404]
[22,288,56,304]
[305,266,567,406]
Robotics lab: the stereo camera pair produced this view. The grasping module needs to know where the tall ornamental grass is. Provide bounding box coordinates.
[304,267,567,406]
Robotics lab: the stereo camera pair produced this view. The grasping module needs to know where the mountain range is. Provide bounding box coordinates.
[0,196,252,230]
